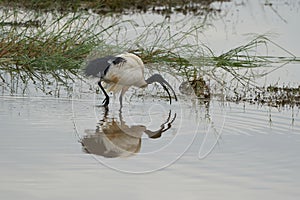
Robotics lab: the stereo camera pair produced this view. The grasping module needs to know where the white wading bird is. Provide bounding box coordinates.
[85,52,177,108]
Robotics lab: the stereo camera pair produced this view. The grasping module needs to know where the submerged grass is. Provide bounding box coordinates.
[225,85,300,108]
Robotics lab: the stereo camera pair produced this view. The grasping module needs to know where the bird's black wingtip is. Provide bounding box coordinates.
[84,55,116,77]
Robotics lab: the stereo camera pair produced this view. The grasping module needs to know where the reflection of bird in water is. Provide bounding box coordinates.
[81,110,176,158]
[85,52,177,109]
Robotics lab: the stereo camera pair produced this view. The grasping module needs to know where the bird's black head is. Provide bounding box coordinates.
[145,74,178,104]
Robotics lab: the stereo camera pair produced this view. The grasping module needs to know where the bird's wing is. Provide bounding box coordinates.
[85,55,116,78]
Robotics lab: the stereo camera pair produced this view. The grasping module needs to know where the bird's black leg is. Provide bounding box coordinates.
[98,80,109,108]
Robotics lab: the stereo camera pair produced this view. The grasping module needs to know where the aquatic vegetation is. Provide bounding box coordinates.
[225,85,300,108]
[1,13,103,70]
[0,10,121,91]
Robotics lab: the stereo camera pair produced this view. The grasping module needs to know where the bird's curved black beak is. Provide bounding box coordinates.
[157,77,178,104]
[160,81,178,104]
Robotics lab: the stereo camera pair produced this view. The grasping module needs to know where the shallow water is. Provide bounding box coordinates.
[1,0,300,199]
[0,93,299,199]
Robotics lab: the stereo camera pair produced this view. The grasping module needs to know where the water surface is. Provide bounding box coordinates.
[0,91,299,199]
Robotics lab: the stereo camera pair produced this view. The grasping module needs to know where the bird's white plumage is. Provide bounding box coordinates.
[104,53,147,93]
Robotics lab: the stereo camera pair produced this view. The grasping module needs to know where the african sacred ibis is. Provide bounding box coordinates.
[85,52,177,108]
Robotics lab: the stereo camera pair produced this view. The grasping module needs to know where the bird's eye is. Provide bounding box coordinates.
[112,57,126,65]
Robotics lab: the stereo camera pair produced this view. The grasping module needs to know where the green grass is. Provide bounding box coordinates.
[1,14,98,70]
[0,11,123,86]
[126,29,298,87]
